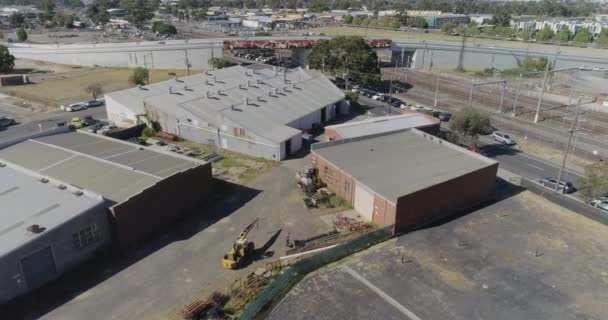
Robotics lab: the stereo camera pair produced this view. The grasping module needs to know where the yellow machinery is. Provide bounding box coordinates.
[222,218,259,269]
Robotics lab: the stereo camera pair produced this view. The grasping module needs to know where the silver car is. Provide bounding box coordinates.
[492,131,516,145]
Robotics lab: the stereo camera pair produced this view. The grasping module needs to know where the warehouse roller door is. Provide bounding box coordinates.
[354,182,374,221]
[21,246,56,289]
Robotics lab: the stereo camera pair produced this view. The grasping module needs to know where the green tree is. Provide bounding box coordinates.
[406,16,428,28]
[208,58,235,69]
[536,25,554,42]
[308,36,380,86]
[379,16,390,28]
[308,0,329,12]
[468,21,480,36]
[129,67,150,85]
[518,28,532,41]
[343,15,353,24]
[0,45,15,74]
[16,27,27,42]
[85,83,103,100]
[578,162,608,200]
[368,18,378,27]
[455,24,465,35]
[553,26,571,43]
[360,17,370,26]
[87,0,110,26]
[440,22,453,34]
[152,22,177,35]
[40,0,56,21]
[489,9,511,27]
[287,0,297,9]
[573,28,590,45]
[390,19,401,29]
[451,108,492,141]
[596,29,608,48]
[122,0,156,29]
[496,26,515,38]
[9,12,25,28]
[523,57,551,72]
[352,17,362,25]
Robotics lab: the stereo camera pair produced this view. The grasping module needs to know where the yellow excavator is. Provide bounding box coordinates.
[222,218,259,270]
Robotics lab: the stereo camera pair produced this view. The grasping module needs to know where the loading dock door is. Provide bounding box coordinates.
[354,182,374,221]
[21,246,56,289]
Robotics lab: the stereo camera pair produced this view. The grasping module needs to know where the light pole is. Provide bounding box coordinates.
[555,98,581,191]
[512,74,522,117]
[434,72,440,108]
[534,60,551,123]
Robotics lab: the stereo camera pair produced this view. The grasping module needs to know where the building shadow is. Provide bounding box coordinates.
[0,178,262,320]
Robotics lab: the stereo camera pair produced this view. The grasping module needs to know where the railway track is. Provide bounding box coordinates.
[384,69,608,137]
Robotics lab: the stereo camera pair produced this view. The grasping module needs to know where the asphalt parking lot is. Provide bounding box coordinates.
[267,190,608,320]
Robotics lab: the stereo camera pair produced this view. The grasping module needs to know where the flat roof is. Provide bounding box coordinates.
[325,113,438,139]
[0,164,103,257]
[313,130,496,203]
[0,132,205,204]
[268,191,608,320]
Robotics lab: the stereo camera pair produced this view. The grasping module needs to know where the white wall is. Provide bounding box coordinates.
[105,95,138,127]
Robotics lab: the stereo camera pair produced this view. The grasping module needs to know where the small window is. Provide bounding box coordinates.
[72,224,99,249]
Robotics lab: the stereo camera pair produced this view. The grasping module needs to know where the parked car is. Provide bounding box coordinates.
[539,177,575,194]
[410,105,425,111]
[437,112,452,121]
[62,103,87,112]
[590,198,608,212]
[371,94,387,101]
[0,116,16,128]
[589,196,608,206]
[97,125,117,136]
[492,131,516,145]
[86,100,104,107]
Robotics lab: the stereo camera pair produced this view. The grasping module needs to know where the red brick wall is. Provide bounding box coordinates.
[372,194,396,232]
[110,163,213,248]
[311,153,355,204]
[394,163,498,234]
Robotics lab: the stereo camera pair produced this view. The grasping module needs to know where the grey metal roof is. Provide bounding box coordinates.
[325,113,439,139]
[313,130,497,203]
[105,65,345,144]
[0,163,104,257]
[0,132,205,204]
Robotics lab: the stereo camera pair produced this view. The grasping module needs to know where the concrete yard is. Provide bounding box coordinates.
[267,191,608,320]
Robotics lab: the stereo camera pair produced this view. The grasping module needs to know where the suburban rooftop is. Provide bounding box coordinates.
[0,131,206,205]
[0,163,104,258]
[313,129,497,203]
[324,113,439,139]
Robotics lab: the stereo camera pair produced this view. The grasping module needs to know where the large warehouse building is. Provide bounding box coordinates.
[311,129,498,234]
[105,65,346,160]
[324,112,440,141]
[0,131,212,248]
[0,163,111,304]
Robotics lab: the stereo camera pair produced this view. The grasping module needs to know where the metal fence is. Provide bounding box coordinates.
[238,227,393,320]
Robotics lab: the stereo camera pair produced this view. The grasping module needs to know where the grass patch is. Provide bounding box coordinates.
[329,194,352,210]
[0,67,199,107]
[304,26,607,55]
[174,139,277,185]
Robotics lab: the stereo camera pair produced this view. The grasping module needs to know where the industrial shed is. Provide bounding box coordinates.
[0,163,110,304]
[0,131,212,248]
[105,65,346,160]
[311,129,498,234]
[324,112,440,141]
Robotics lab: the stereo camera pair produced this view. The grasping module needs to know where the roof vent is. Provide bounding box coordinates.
[247,80,251,87]
[230,104,235,111]
[257,96,264,102]
[274,88,278,94]
[217,89,223,96]
[0,162,5,168]
[174,77,183,83]
[57,184,67,190]
[73,190,84,197]
[213,75,217,82]
[27,224,44,234]
[257,79,263,85]
[244,97,249,105]
[239,83,245,90]
[292,83,299,90]
[169,86,174,94]
[245,71,252,77]
[40,178,49,183]
[206,91,211,99]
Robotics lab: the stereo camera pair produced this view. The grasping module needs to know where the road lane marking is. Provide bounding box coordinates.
[343,265,423,320]
[526,164,545,171]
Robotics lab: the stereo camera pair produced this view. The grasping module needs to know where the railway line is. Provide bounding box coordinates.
[383,69,608,137]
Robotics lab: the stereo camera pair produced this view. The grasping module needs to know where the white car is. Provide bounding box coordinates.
[409,105,425,111]
[492,131,516,145]
[371,94,386,101]
[62,103,87,112]
[591,199,608,212]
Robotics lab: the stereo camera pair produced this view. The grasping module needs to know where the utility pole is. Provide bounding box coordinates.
[433,72,440,107]
[211,49,215,71]
[534,60,550,123]
[512,74,522,116]
[468,78,475,108]
[555,98,581,191]
[184,49,190,76]
[498,81,506,113]
[456,27,467,72]
[388,74,394,115]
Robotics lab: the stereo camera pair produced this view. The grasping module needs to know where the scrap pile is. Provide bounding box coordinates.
[296,166,334,208]
[333,212,372,232]
[180,291,229,320]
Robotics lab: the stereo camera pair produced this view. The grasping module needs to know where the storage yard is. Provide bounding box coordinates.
[268,191,608,320]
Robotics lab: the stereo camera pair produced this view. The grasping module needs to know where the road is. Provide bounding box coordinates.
[0,102,107,144]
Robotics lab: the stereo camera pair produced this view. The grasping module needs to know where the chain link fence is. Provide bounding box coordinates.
[238,227,393,320]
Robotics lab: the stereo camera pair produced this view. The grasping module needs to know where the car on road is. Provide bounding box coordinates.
[62,103,87,112]
[578,65,593,71]
[371,94,387,101]
[539,177,575,194]
[86,100,104,107]
[492,131,516,145]
[0,116,16,128]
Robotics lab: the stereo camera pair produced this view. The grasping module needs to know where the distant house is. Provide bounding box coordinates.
[105,65,347,160]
